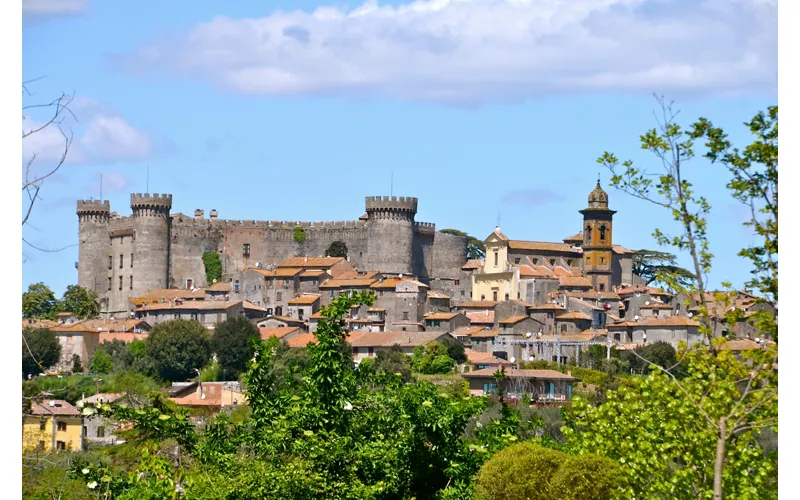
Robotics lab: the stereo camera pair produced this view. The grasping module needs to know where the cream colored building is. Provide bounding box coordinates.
[471,228,520,303]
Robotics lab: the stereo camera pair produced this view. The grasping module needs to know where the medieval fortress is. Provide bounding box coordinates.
[77,194,469,316]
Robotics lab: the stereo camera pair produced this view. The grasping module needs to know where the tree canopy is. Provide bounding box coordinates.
[632,249,696,289]
[22,328,61,377]
[60,285,100,319]
[202,252,222,285]
[145,319,211,382]
[22,282,59,320]
[440,228,486,260]
[211,316,261,380]
[325,240,348,258]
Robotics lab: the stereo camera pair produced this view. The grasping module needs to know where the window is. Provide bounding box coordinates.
[38,440,45,450]
[494,252,499,266]
[567,259,573,266]
[428,319,440,328]
[599,225,607,241]
[514,258,520,264]
[454,279,460,285]
[532,258,538,265]
[83,426,87,437]
[130,276,133,290]
[108,256,112,270]
[599,283,605,291]
[97,426,105,438]
[461,290,465,297]
[517,292,520,299]
[298,309,304,320]
[560,324,567,333]
[585,226,592,241]
[600,257,605,264]
[277,292,282,301]
[481,294,485,300]
[56,441,66,451]
[549,259,556,266]
[276,307,283,316]
[234,280,240,292]
[585,257,590,265]
[40,420,46,431]
[653,309,659,317]
[119,254,124,268]
[119,276,123,291]
[403,311,409,321]
[493,290,498,301]
[57,421,67,432]
[243,243,251,256]
[284,280,289,289]
[187,279,193,289]
[131,253,134,268]
[108,278,112,291]
[535,291,541,301]
[505,293,509,301]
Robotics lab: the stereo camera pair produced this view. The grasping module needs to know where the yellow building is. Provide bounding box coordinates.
[472,227,520,302]
[23,399,83,453]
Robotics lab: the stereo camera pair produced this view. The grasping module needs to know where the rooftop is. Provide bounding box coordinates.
[462,368,579,381]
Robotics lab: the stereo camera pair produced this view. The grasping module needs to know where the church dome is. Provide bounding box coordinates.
[588,180,609,206]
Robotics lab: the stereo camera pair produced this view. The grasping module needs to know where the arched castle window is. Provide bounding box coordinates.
[599,225,607,241]
[584,225,592,241]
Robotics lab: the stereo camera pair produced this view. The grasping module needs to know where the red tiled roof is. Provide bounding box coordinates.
[608,316,700,328]
[559,276,593,288]
[285,333,318,348]
[260,326,301,340]
[205,282,232,292]
[556,311,593,321]
[462,259,483,270]
[457,301,499,309]
[424,312,462,320]
[278,257,345,268]
[29,400,80,416]
[527,303,565,311]
[466,311,495,324]
[288,295,320,305]
[463,368,579,381]
[498,315,530,325]
[508,241,582,253]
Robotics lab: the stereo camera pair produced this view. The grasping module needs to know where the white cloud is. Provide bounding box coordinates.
[124,0,777,104]
[22,0,90,16]
[22,97,154,167]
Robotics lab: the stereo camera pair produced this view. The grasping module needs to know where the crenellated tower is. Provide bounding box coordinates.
[365,196,417,275]
[130,193,172,294]
[579,180,616,292]
[76,200,111,298]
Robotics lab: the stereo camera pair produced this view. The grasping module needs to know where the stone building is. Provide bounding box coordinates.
[77,194,468,318]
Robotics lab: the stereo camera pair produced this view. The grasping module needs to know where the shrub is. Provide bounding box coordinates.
[293,226,307,244]
[549,453,627,500]
[326,240,348,258]
[202,251,222,285]
[476,442,566,500]
[89,350,114,374]
[22,328,61,377]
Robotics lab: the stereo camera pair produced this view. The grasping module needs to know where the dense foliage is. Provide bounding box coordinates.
[211,316,261,380]
[145,319,211,382]
[440,228,486,260]
[293,226,307,244]
[632,249,696,289]
[202,252,223,285]
[60,284,100,319]
[22,282,59,320]
[22,328,62,377]
[326,240,348,258]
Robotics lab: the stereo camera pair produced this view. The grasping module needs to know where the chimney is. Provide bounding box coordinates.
[210,209,218,219]
[567,369,572,377]
[194,209,204,219]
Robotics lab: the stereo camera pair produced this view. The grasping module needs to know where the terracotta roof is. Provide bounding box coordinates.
[22,318,59,330]
[564,291,621,301]
[608,316,700,328]
[29,400,80,416]
[367,308,386,312]
[498,315,530,325]
[559,276,593,288]
[428,291,450,299]
[170,382,246,407]
[51,319,149,333]
[349,331,453,348]
[300,270,327,278]
[338,270,381,280]
[205,282,232,292]
[424,312,461,320]
[639,302,672,310]
[320,278,378,289]
[99,332,148,343]
[259,326,301,340]
[487,228,510,241]
[527,303,565,311]
[721,339,776,351]
[563,232,583,242]
[465,350,512,366]
[462,259,483,270]
[266,314,305,324]
[556,311,593,321]
[77,393,124,405]
[457,301,499,309]
[508,241,582,253]
[285,333,318,348]
[278,257,345,268]
[308,311,325,320]
[130,288,205,305]
[606,313,621,322]
[613,245,636,255]
[288,295,321,305]
[536,332,605,342]
[56,312,73,317]
[396,279,430,289]
[453,326,488,337]
[243,301,267,312]
[138,300,245,312]
[370,277,409,289]
[466,311,495,324]
[470,328,499,338]
[250,268,303,278]
[462,368,579,381]
[518,264,557,278]
[616,286,671,297]
[552,266,575,277]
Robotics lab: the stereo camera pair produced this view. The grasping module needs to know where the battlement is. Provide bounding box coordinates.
[365,196,418,213]
[414,221,436,234]
[76,199,110,214]
[130,193,173,209]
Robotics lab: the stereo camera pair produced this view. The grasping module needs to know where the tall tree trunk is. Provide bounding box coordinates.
[714,416,727,500]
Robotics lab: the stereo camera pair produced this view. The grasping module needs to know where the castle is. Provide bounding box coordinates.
[76,194,469,316]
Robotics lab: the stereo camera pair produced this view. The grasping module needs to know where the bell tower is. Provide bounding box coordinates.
[579,179,616,292]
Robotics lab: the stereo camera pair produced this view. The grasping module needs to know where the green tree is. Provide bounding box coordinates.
[440,228,486,260]
[325,240,348,258]
[22,282,58,320]
[293,226,307,244]
[619,341,678,375]
[476,442,565,500]
[440,335,467,364]
[59,284,99,319]
[89,349,114,374]
[412,342,455,374]
[146,319,211,382]
[95,339,134,371]
[632,249,696,289]
[211,316,260,380]
[202,251,222,285]
[373,344,413,381]
[22,328,61,377]
[549,453,627,500]
[71,354,83,374]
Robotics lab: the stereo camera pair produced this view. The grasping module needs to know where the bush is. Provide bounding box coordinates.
[89,350,114,374]
[202,252,222,285]
[200,361,221,382]
[22,328,61,377]
[549,453,627,500]
[293,226,307,244]
[476,442,566,500]
[211,316,260,380]
[146,319,211,382]
[326,241,348,258]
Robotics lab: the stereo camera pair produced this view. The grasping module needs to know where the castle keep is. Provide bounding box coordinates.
[77,194,468,316]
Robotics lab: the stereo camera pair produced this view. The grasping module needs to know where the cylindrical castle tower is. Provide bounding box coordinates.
[77,200,111,296]
[365,196,417,275]
[131,193,172,293]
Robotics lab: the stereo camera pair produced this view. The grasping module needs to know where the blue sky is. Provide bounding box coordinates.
[21,0,776,296]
